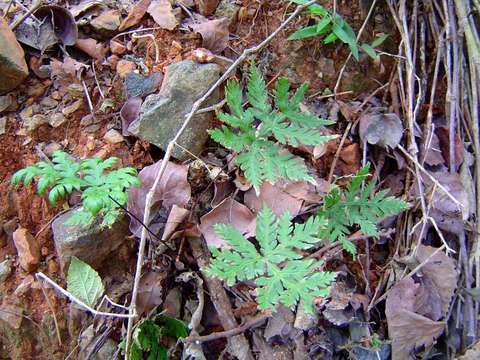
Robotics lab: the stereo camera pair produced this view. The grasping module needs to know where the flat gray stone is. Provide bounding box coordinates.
[124,72,163,98]
[128,60,220,160]
[52,211,129,272]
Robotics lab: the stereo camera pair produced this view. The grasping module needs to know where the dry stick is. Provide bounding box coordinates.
[123,1,319,356]
[184,314,269,344]
[333,0,378,95]
[35,272,134,319]
[327,121,353,184]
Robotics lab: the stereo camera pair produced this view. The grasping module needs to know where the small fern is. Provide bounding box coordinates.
[318,164,408,256]
[210,62,336,193]
[11,151,141,227]
[204,207,337,313]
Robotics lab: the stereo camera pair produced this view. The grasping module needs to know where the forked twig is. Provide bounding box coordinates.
[123,1,320,356]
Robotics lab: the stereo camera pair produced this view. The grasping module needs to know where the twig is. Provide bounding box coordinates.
[123,1,320,356]
[196,99,227,114]
[112,26,165,40]
[82,80,97,123]
[35,272,134,318]
[10,0,42,30]
[184,314,269,343]
[91,61,105,99]
[327,121,354,183]
[132,33,160,63]
[333,0,378,95]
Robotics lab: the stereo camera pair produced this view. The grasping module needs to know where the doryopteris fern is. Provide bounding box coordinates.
[210,62,336,193]
[11,150,141,227]
[318,164,408,256]
[204,207,337,313]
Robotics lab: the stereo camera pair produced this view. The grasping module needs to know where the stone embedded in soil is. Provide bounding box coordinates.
[127,59,221,160]
[78,325,119,360]
[12,228,41,272]
[0,18,28,94]
[0,258,13,283]
[124,72,163,98]
[103,128,124,144]
[116,59,136,78]
[215,0,240,29]
[52,210,129,272]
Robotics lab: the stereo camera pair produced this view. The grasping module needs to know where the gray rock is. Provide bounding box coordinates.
[215,0,241,29]
[78,325,119,360]
[0,18,28,94]
[52,211,129,272]
[128,60,220,160]
[0,258,12,283]
[124,72,163,98]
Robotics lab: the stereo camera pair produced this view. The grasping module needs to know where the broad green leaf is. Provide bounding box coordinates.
[67,256,104,307]
[288,25,320,40]
[371,34,389,47]
[323,32,338,44]
[361,43,378,60]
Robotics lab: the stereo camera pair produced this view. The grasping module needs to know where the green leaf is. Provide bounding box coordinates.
[323,32,338,44]
[247,62,270,113]
[316,16,332,34]
[67,256,104,307]
[371,34,389,48]
[154,314,188,338]
[205,206,336,313]
[361,43,378,60]
[332,21,359,60]
[288,25,320,40]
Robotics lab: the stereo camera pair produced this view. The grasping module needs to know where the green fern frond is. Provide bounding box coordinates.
[205,206,336,313]
[318,164,408,255]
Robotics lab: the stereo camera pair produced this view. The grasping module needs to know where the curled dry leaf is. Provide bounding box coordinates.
[137,271,168,315]
[148,0,179,31]
[119,0,152,31]
[75,38,108,60]
[199,197,256,248]
[359,112,404,149]
[127,160,191,236]
[190,17,230,53]
[162,205,190,241]
[386,276,447,360]
[121,97,143,136]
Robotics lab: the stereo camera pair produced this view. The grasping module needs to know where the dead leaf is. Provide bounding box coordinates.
[195,0,219,15]
[70,0,107,18]
[386,277,446,360]
[137,271,168,315]
[119,0,152,31]
[423,132,445,166]
[75,38,108,60]
[147,0,178,30]
[244,181,314,217]
[416,245,457,317]
[199,197,256,248]
[162,205,190,241]
[190,17,229,53]
[359,112,404,149]
[211,180,235,207]
[121,97,143,136]
[127,160,191,236]
[436,125,464,168]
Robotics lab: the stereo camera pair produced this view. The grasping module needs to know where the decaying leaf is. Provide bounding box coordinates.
[119,0,152,31]
[199,197,256,248]
[127,160,191,236]
[436,125,464,167]
[423,132,445,166]
[416,245,457,317]
[137,271,167,315]
[244,181,316,217]
[75,38,109,60]
[359,112,404,149]
[162,205,190,241]
[386,277,446,359]
[121,97,143,136]
[190,17,229,53]
[147,0,179,30]
[195,0,219,15]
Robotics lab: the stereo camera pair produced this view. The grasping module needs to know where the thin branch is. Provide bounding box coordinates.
[123,1,320,356]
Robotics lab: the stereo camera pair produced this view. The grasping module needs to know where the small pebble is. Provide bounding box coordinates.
[103,129,124,144]
[116,60,136,78]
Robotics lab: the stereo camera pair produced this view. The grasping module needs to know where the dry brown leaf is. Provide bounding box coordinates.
[195,0,219,15]
[436,125,464,167]
[147,0,178,30]
[121,97,142,136]
[127,160,191,236]
[244,181,309,217]
[423,132,445,166]
[119,0,152,31]
[137,271,168,315]
[359,111,404,149]
[386,277,446,360]
[162,205,190,241]
[190,17,229,53]
[199,197,256,248]
[75,38,108,60]
[416,245,457,317]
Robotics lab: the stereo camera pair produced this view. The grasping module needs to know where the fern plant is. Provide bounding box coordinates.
[210,62,336,193]
[318,164,408,256]
[204,207,337,313]
[11,150,141,227]
[288,0,388,61]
